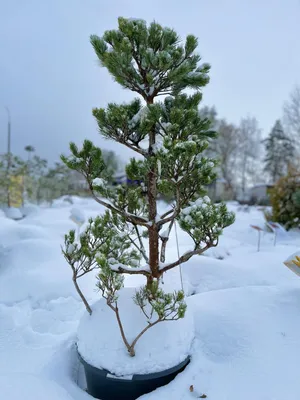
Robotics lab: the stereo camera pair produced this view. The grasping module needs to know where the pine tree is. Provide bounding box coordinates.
[263,120,295,183]
[61,18,235,357]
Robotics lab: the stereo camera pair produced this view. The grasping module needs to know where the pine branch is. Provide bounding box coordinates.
[100,278,134,356]
[110,264,151,276]
[159,185,182,227]
[121,140,148,157]
[64,252,93,315]
[133,224,149,263]
[128,318,162,355]
[159,240,218,275]
[160,218,175,263]
[155,91,173,97]
[77,266,97,279]
[107,301,134,356]
[127,235,145,258]
[128,287,186,355]
[104,121,148,156]
[159,184,182,263]
[89,187,148,227]
[160,207,175,220]
[139,303,151,320]
[158,209,179,227]
[72,274,92,315]
[125,142,148,157]
[129,37,148,90]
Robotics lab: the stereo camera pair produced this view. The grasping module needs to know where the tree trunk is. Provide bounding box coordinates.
[148,170,159,278]
[146,274,154,289]
[147,97,160,280]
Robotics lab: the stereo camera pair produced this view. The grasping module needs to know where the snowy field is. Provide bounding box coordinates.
[1,197,300,399]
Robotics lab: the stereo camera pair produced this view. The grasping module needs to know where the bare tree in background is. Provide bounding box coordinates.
[199,108,263,200]
[237,116,262,198]
[215,119,239,196]
[283,85,300,153]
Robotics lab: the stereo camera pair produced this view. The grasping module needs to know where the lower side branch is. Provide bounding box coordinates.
[159,240,218,275]
[72,275,92,315]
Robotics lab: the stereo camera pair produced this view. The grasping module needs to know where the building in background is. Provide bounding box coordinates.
[207,178,234,202]
[248,183,274,205]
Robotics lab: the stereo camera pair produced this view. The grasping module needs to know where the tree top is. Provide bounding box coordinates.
[90,17,210,102]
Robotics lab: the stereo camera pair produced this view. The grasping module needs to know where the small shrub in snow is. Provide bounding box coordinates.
[61,18,234,358]
[269,168,300,230]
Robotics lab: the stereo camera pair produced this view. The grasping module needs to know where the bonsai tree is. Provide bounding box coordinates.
[61,17,235,358]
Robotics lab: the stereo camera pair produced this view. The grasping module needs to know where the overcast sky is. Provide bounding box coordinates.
[1,0,300,164]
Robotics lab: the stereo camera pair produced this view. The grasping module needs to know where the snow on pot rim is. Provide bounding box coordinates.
[77,287,194,376]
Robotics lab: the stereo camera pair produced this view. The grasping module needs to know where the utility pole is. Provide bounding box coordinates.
[5,106,11,207]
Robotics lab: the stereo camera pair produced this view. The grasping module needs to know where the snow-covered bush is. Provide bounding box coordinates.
[61,17,234,358]
[269,168,300,229]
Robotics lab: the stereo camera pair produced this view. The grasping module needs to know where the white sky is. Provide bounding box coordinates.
[0,0,299,164]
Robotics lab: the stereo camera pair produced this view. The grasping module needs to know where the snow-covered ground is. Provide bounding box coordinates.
[1,197,300,399]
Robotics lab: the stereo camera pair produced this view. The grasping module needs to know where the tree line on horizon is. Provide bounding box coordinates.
[1,85,300,207]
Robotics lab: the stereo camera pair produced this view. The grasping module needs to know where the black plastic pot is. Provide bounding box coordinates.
[78,350,190,400]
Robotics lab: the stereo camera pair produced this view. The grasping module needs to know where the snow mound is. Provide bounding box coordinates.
[0,217,52,248]
[0,237,76,303]
[77,287,194,376]
[142,285,300,400]
[52,195,91,208]
[5,207,23,220]
[0,373,73,399]
[21,204,40,217]
[70,207,85,226]
[204,245,230,260]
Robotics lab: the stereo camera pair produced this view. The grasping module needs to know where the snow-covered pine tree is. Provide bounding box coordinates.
[263,120,295,183]
[61,17,235,357]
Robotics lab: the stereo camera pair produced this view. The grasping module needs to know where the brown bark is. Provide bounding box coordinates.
[160,218,175,263]
[146,274,154,289]
[147,97,160,279]
[133,225,149,263]
[148,196,159,277]
[72,275,92,315]
[107,302,134,356]
[108,297,163,357]
[128,318,162,355]
[111,265,150,276]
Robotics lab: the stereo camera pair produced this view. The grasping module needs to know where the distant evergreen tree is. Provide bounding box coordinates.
[263,120,295,183]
